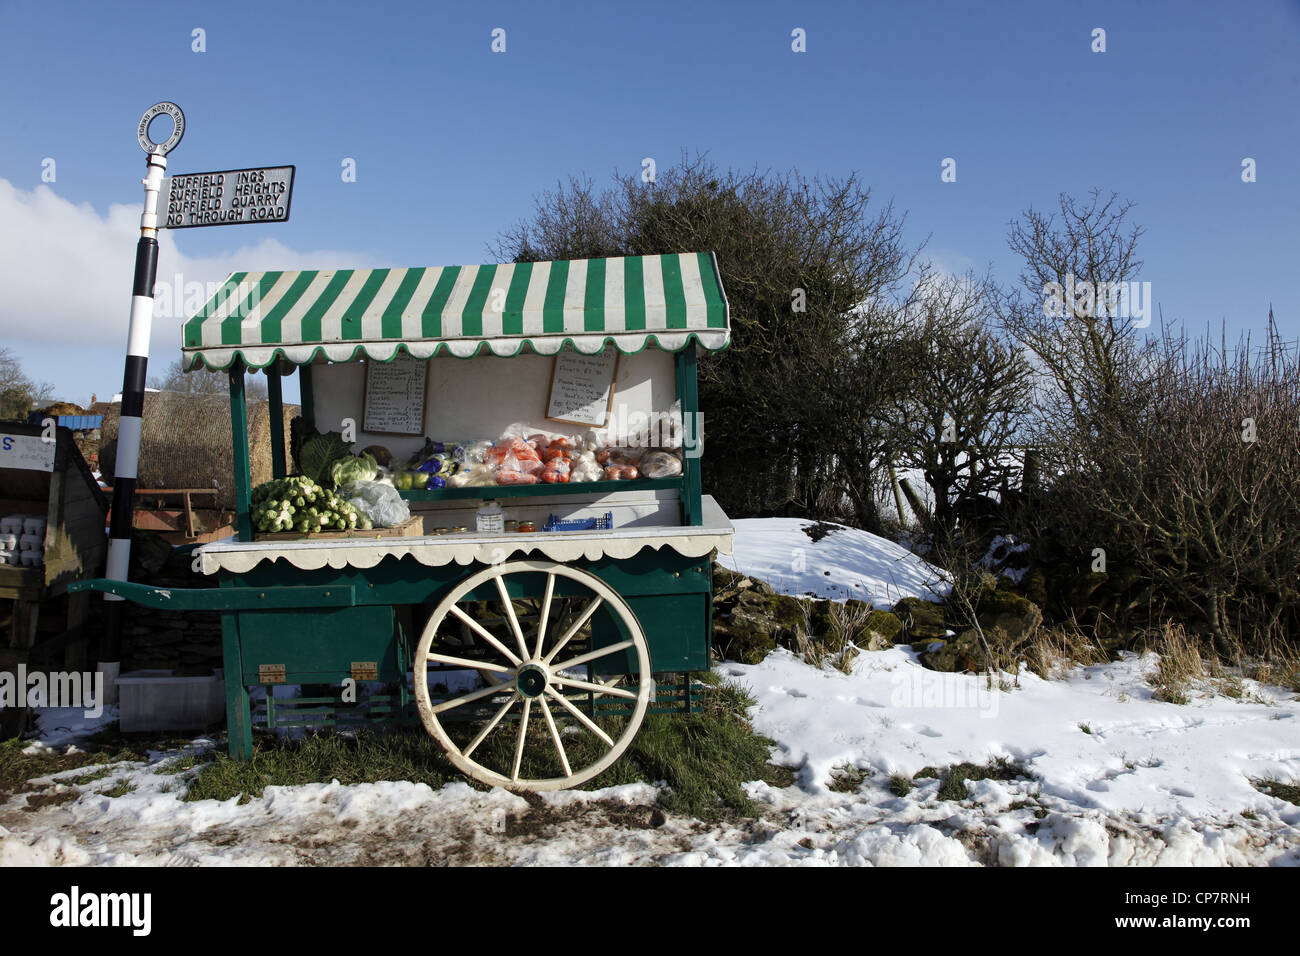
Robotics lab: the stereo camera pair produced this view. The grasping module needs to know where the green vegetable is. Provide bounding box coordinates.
[249,476,365,537]
[332,452,379,488]
[299,432,353,487]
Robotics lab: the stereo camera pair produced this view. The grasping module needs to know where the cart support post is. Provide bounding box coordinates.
[229,361,254,540]
[101,147,169,701]
[675,346,703,527]
[299,362,315,428]
[221,612,254,759]
[267,365,286,479]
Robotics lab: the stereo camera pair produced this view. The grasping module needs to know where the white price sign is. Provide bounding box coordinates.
[0,432,55,472]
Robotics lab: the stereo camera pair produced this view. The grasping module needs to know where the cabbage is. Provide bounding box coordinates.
[332,452,378,487]
[299,433,352,486]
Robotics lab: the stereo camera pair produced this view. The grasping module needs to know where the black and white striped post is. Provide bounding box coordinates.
[101,103,185,701]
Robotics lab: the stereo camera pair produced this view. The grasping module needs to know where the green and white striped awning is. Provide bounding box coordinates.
[182,252,730,370]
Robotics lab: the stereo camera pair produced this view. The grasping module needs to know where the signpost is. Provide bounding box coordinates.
[102,103,295,702]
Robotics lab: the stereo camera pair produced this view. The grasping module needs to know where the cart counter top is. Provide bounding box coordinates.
[194,495,733,575]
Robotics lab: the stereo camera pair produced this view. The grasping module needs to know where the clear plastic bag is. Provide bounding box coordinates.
[639,450,683,478]
[343,480,411,529]
[448,463,496,487]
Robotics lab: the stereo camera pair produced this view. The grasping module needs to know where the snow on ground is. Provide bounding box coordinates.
[6,647,1295,866]
[721,648,1300,865]
[2,519,1297,866]
[717,517,948,607]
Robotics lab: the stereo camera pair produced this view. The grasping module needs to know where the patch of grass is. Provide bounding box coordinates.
[66,766,113,786]
[1253,779,1300,807]
[1245,658,1300,694]
[1147,623,1206,704]
[184,728,455,804]
[1217,675,1242,698]
[184,677,786,822]
[103,778,136,798]
[828,764,868,793]
[888,773,914,798]
[917,758,1031,803]
[1079,723,1093,735]
[0,738,108,798]
[154,752,212,775]
[22,791,79,812]
[583,681,791,820]
[1024,620,1110,679]
[1008,798,1049,819]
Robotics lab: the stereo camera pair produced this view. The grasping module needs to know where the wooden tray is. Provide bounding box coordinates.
[252,514,423,542]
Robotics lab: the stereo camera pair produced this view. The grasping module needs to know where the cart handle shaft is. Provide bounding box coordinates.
[69,578,357,611]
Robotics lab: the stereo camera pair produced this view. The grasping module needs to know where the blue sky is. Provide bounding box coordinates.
[1,0,1297,406]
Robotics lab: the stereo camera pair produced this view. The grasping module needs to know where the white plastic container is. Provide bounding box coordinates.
[0,533,16,550]
[117,669,226,732]
[22,516,46,536]
[476,499,504,534]
[19,533,43,551]
[20,550,42,567]
[0,549,14,565]
[0,514,28,535]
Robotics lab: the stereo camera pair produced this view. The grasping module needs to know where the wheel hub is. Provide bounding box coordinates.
[515,662,549,698]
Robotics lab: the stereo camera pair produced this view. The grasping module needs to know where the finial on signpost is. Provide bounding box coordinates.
[137,101,185,156]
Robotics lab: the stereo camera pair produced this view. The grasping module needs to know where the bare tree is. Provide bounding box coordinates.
[148,358,268,401]
[892,272,1033,534]
[0,346,56,419]
[995,189,1150,443]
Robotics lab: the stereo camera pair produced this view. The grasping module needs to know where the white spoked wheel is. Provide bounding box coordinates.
[413,560,651,792]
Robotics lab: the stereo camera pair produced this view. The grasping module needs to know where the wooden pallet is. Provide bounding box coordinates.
[252,514,423,542]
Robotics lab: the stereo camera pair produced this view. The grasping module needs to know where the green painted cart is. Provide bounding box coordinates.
[75,252,734,791]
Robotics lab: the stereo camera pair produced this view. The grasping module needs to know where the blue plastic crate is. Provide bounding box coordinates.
[543,511,614,532]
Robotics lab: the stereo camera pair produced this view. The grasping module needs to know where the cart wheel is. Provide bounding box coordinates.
[414,560,651,792]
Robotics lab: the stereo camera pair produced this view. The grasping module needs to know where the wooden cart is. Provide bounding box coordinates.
[75,252,734,790]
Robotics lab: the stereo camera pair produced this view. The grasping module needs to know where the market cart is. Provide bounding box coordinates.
[75,251,735,790]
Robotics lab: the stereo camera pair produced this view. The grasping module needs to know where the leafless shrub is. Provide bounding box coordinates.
[1047,324,1300,653]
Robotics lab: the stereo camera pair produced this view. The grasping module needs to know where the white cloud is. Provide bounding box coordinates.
[0,178,375,360]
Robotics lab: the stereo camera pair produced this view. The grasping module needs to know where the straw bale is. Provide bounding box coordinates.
[101,392,298,509]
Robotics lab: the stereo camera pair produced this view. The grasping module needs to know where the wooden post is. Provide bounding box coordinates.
[267,364,286,479]
[299,362,315,428]
[229,361,254,541]
[221,612,253,760]
[675,347,703,527]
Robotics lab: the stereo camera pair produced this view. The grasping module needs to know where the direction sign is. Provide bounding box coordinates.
[159,165,295,229]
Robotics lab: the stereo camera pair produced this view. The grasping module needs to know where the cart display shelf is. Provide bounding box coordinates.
[398,476,683,501]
